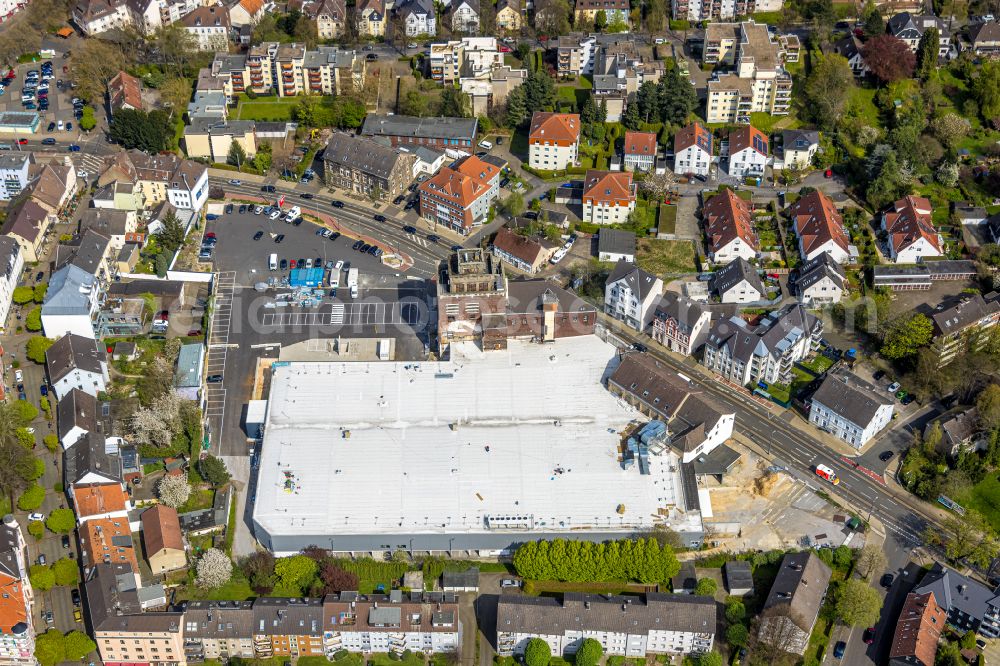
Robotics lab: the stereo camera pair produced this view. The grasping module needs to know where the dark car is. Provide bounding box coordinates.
[207,375,223,383]
[301,193,315,199]
[873,370,886,381]
[373,214,386,222]
[225,204,234,214]
[329,231,340,240]
[280,259,288,270]
[879,450,894,462]
[71,589,80,607]
[239,205,247,214]
[880,573,894,588]
[41,137,56,145]
[274,234,285,243]
[496,136,503,145]
[500,177,510,188]
[46,121,55,131]
[833,641,846,659]
[901,394,916,405]
[404,200,416,210]
[427,234,440,243]
[61,535,70,549]
[402,225,417,234]
[261,184,276,193]
[360,244,372,253]
[331,200,344,208]
[17,392,25,401]
[393,195,406,205]
[315,257,323,267]
[353,240,364,251]
[253,231,264,241]
[862,627,875,644]
[451,244,462,252]
[35,271,43,282]
[524,211,538,220]
[365,53,378,61]
[631,342,648,353]
[293,217,303,226]
[40,385,47,396]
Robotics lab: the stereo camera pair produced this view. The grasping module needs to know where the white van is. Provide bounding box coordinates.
[478,139,492,150]
[268,253,278,271]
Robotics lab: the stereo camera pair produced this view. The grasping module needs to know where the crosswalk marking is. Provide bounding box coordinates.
[330,304,345,325]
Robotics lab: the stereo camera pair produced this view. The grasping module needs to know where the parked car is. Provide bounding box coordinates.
[393,195,406,205]
[280,259,288,270]
[253,231,264,241]
[36,554,46,566]
[274,234,285,243]
[879,450,894,462]
[873,370,886,381]
[71,589,81,607]
[39,385,47,396]
[229,179,242,185]
[28,513,44,522]
[61,535,70,549]
[833,641,846,659]
[880,573,894,588]
[887,382,901,393]
[206,375,223,383]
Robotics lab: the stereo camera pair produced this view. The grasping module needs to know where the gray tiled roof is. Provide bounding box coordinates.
[710,257,765,297]
[506,278,595,316]
[811,370,892,427]
[57,388,99,444]
[184,600,255,638]
[441,567,479,588]
[252,597,323,636]
[65,431,121,486]
[914,562,1000,623]
[55,229,110,276]
[43,264,96,316]
[45,333,106,385]
[653,293,707,335]
[762,552,831,634]
[931,293,1000,336]
[797,253,846,292]
[606,259,660,300]
[324,133,411,180]
[598,228,636,257]
[361,114,477,142]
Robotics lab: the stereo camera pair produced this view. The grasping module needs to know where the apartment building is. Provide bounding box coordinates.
[913,563,1000,638]
[65,432,132,526]
[183,119,257,163]
[727,125,768,179]
[208,43,364,98]
[703,304,821,386]
[97,150,208,212]
[45,334,110,398]
[703,189,758,265]
[0,236,22,331]
[929,293,1000,366]
[705,22,792,124]
[591,42,666,121]
[574,0,628,26]
[496,0,522,31]
[429,37,502,83]
[673,122,713,177]
[881,195,943,263]
[253,597,325,658]
[758,553,831,655]
[788,189,850,264]
[0,516,35,666]
[969,20,1000,57]
[604,260,663,331]
[672,0,781,23]
[0,153,32,201]
[796,253,846,306]
[528,112,581,171]
[557,34,599,76]
[418,167,494,235]
[498,593,715,658]
[72,0,200,35]
[184,601,256,661]
[461,65,528,116]
[356,0,385,36]
[649,293,711,355]
[888,592,945,666]
[709,257,765,304]
[323,133,417,201]
[888,12,951,57]
[290,0,347,38]
[436,248,508,354]
[322,591,461,655]
[180,6,230,51]
[362,115,478,152]
[581,170,636,225]
[623,131,658,172]
[808,371,894,448]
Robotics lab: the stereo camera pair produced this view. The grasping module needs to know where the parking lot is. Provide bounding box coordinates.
[0,56,82,135]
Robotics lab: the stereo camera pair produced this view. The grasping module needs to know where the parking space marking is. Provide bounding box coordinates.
[260,302,421,328]
[330,304,345,325]
[205,271,236,452]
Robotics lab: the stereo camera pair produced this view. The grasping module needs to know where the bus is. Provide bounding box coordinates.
[815,464,840,485]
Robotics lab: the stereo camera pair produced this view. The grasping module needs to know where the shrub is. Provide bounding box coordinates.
[27,521,44,540]
[17,484,45,511]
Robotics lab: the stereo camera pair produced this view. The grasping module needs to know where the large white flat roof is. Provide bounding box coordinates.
[254,337,698,539]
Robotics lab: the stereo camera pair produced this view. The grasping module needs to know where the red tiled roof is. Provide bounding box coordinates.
[453,154,501,183]
[788,190,849,257]
[240,0,265,14]
[674,121,713,154]
[528,112,581,143]
[623,131,657,157]
[492,226,547,267]
[419,166,491,209]
[74,484,128,518]
[582,169,636,205]
[80,517,139,572]
[703,189,758,253]
[889,592,944,666]
[141,505,184,556]
[729,125,768,157]
[108,71,142,112]
[883,195,941,256]
[0,571,26,635]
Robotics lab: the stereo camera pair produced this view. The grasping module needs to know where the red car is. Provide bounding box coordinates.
[863,627,875,644]
[205,232,217,239]
[16,138,27,145]
[499,45,512,52]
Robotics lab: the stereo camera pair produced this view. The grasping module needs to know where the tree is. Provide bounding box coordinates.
[697,653,723,666]
[856,544,887,578]
[27,520,43,540]
[32,283,46,304]
[534,0,570,36]
[275,554,319,592]
[240,550,276,592]
[622,100,641,130]
[500,192,525,217]
[400,88,430,117]
[157,475,191,508]
[916,27,939,80]
[880,313,933,360]
[803,54,854,131]
[17,484,45,511]
[866,148,908,210]
[253,142,272,175]
[973,60,1000,125]
[11,286,33,305]
[931,112,972,150]
[524,638,551,666]
[923,510,998,568]
[11,400,38,426]
[45,509,75,534]
[68,40,125,104]
[979,384,1000,431]
[196,548,233,589]
[862,35,916,83]
[504,86,528,128]
[862,1,884,37]
[25,307,41,332]
[108,109,173,153]
[156,210,188,253]
[835,579,883,626]
[574,638,602,666]
[34,630,66,666]
[227,140,248,169]
[657,64,697,125]
[438,86,470,118]
[63,631,96,661]
[29,564,54,591]
[695,577,718,596]
[198,455,231,487]
[726,624,749,648]
[724,597,746,623]
[318,561,360,593]
[158,78,193,115]
[594,9,608,29]
[293,96,318,127]
[52,557,80,586]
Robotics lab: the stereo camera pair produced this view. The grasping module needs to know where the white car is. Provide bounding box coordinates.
[253,205,263,214]
[229,179,242,185]
[77,170,88,180]
[27,513,44,522]
[14,369,22,383]
[334,260,344,271]
[268,209,281,220]
[56,120,63,130]
[887,382,901,393]
[322,229,332,238]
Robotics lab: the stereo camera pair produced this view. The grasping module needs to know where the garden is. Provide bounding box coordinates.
[636,238,698,276]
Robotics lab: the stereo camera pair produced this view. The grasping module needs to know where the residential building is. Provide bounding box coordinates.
[78,208,138,255]
[913,563,1000,638]
[98,150,209,211]
[0,516,34,665]
[724,561,754,596]
[969,20,1000,57]
[91,181,144,212]
[649,293,711,355]
[429,37,502,84]
[672,0,780,24]
[727,125,768,179]
[184,600,256,661]
[184,119,258,163]
[56,388,99,450]
[674,122,713,177]
[788,189,850,264]
[54,230,114,290]
[322,591,462,655]
[0,153,32,201]
[808,371,894,448]
[460,64,528,116]
[929,292,1000,366]
[933,408,985,456]
[1,199,52,262]
[361,115,477,152]
[418,165,495,235]
[180,5,231,51]
[356,0,385,36]
[73,0,203,34]
[556,34,599,77]
[252,597,325,658]
[581,170,636,225]
[504,278,598,343]
[0,236,22,331]
[781,129,819,170]
[574,0,628,27]
[528,112,581,171]
[141,505,186,574]
[108,70,143,114]
[604,260,663,331]
[25,160,78,216]
[0,0,28,25]
[436,248,508,354]
[65,431,131,524]
[180,485,233,536]
[703,189,758,264]
[174,343,205,401]
[290,0,346,38]
[709,257,765,304]
[451,0,479,32]
[394,0,436,36]
[830,34,868,77]
[881,195,943,263]
[45,333,109,399]
[72,0,133,35]
[40,264,101,340]
[323,133,418,201]
[704,22,793,123]
[491,226,556,274]
[796,253,846,305]
[597,228,636,263]
[80,517,139,571]
[495,0,521,31]
[302,47,366,96]
[228,0,265,26]
[758,552,831,655]
[703,304,822,386]
[889,592,945,666]
[623,131,658,172]
[497,593,715,658]
[888,12,950,57]
[590,41,665,119]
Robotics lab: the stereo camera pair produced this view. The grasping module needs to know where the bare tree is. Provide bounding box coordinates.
[855,544,887,579]
[750,612,804,663]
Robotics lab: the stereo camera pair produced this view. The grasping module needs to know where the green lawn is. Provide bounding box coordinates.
[657,204,676,235]
[524,580,652,596]
[846,87,881,129]
[636,238,698,275]
[800,354,835,374]
[370,653,426,666]
[178,488,215,513]
[234,94,304,122]
[957,474,1000,532]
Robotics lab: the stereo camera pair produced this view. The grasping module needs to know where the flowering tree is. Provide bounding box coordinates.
[196,548,233,589]
[157,475,191,509]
